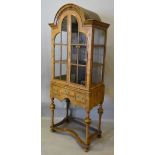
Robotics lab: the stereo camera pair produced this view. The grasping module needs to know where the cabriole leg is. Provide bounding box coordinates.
[50,98,55,132]
[85,111,91,152]
[98,104,104,138]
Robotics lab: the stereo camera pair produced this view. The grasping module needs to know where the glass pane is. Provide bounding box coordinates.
[94,28,105,45]
[54,63,60,79]
[92,46,104,84]
[54,33,61,44]
[71,16,78,44]
[78,46,87,65]
[70,65,77,83]
[61,63,67,80]
[62,45,67,61]
[92,66,103,84]
[93,47,104,64]
[54,45,61,61]
[61,17,67,44]
[78,66,86,85]
[71,45,77,64]
[79,32,86,44]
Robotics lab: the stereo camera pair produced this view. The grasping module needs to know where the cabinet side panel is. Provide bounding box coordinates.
[90,84,104,109]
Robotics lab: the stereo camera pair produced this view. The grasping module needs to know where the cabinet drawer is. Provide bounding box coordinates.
[60,89,68,96]
[68,91,75,97]
[52,86,60,95]
[76,93,86,103]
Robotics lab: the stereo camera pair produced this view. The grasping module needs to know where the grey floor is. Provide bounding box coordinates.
[41,117,114,155]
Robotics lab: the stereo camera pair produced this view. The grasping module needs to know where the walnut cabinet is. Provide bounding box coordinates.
[49,3,109,152]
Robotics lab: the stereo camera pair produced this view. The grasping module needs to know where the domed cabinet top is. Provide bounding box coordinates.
[49,3,109,28]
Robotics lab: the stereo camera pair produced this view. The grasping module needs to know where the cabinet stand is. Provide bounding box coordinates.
[50,98,104,152]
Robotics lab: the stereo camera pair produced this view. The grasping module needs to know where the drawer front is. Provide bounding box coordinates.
[76,93,86,104]
[60,89,68,96]
[68,91,75,97]
[60,89,76,99]
[52,86,60,95]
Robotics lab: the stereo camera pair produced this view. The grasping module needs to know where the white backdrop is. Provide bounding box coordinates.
[41,0,114,121]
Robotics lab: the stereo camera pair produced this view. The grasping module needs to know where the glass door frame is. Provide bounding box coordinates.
[70,15,87,86]
[52,11,89,89]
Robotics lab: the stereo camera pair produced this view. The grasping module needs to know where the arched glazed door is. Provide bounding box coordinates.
[53,15,87,86]
[70,16,87,85]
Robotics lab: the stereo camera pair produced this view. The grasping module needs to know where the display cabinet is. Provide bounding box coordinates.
[49,3,109,152]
